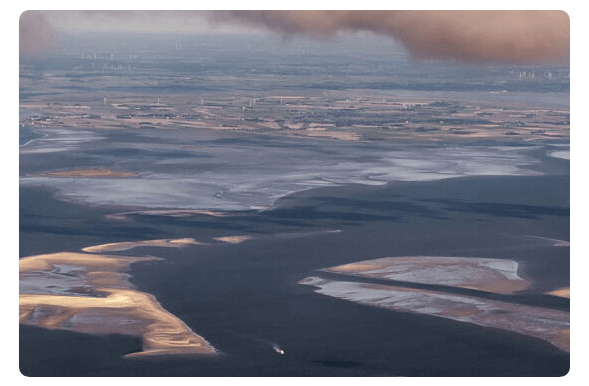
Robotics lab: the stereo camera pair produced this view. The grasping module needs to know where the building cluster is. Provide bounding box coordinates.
[518,70,569,80]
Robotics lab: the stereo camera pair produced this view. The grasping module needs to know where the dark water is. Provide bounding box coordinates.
[19,171,570,376]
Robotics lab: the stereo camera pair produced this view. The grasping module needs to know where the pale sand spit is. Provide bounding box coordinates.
[326,256,530,295]
[299,277,569,353]
[214,235,251,244]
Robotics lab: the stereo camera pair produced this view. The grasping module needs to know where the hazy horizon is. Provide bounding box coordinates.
[21,10,570,65]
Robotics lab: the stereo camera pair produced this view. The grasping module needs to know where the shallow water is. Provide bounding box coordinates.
[20,126,549,211]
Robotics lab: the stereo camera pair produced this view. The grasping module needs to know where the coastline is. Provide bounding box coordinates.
[19,251,218,358]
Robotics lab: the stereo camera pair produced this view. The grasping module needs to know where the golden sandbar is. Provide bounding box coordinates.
[82,238,203,253]
[546,287,570,298]
[19,251,217,357]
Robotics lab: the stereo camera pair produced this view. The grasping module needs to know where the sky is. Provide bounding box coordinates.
[19,9,570,64]
[36,10,257,34]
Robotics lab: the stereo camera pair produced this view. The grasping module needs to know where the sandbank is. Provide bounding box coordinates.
[300,277,569,353]
[82,238,202,253]
[29,167,139,178]
[302,129,361,141]
[19,289,216,357]
[326,256,529,294]
[527,235,570,247]
[214,235,251,244]
[19,251,152,274]
[106,209,230,220]
[548,150,570,160]
[19,251,217,357]
[139,209,229,217]
[546,287,570,298]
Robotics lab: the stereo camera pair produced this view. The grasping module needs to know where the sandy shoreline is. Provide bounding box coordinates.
[526,235,570,247]
[300,276,569,353]
[27,167,139,178]
[82,238,203,253]
[546,287,570,298]
[106,209,231,221]
[326,256,530,295]
[19,250,217,357]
